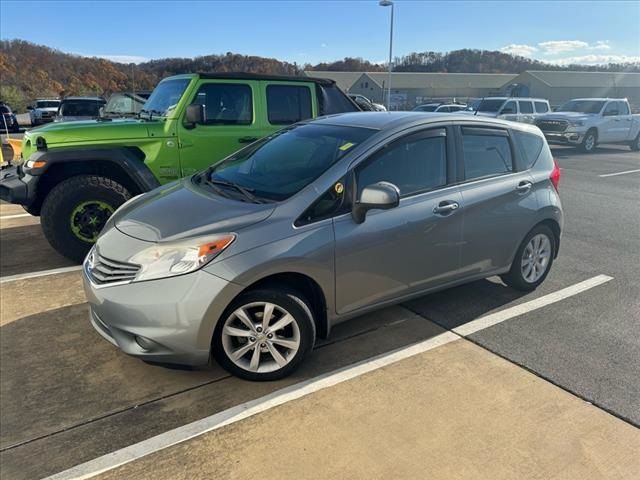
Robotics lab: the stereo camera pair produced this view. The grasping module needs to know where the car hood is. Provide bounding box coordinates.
[538,112,596,121]
[114,179,276,242]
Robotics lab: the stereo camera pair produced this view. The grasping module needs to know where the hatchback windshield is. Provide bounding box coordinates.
[559,100,605,114]
[477,99,506,112]
[141,78,191,118]
[198,124,375,202]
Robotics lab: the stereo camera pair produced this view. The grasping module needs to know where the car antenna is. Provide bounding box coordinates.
[474,97,484,116]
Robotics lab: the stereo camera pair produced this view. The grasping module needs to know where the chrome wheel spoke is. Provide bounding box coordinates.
[223,325,253,338]
[268,313,294,333]
[262,303,275,331]
[234,308,254,331]
[249,344,261,371]
[266,343,287,367]
[271,336,298,350]
[231,341,255,360]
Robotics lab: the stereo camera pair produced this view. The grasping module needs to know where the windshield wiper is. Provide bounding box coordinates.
[195,175,234,199]
[209,177,265,203]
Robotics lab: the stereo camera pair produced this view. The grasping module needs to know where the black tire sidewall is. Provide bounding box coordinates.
[581,130,597,153]
[503,225,555,291]
[212,288,316,381]
[41,175,130,263]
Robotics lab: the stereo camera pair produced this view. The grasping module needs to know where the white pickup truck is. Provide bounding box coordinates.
[535,98,640,152]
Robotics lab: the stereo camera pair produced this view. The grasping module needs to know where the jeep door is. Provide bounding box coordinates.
[333,127,464,314]
[177,80,271,176]
[455,126,538,276]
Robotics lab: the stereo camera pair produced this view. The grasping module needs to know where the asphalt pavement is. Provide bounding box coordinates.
[0,145,638,479]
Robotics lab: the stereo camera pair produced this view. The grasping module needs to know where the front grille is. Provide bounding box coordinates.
[87,249,140,285]
[536,120,568,133]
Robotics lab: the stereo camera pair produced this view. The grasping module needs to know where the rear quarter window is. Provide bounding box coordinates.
[267,85,312,125]
[512,130,544,170]
[461,129,513,180]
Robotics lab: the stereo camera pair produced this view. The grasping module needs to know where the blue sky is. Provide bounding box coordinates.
[1,0,639,65]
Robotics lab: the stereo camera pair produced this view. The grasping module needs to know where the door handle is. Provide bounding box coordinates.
[433,201,459,215]
[516,181,533,193]
[239,136,259,143]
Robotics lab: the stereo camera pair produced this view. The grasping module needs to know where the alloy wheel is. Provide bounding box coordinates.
[70,200,114,243]
[221,302,301,373]
[521,234,552,283]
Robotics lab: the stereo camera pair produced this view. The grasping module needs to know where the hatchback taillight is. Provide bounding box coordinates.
[550,158,561,191]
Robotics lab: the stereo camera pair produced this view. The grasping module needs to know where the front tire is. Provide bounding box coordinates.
[579,129,597,153]
[501,225,556,292]
[40,175,131,263]
[212,288,316,381]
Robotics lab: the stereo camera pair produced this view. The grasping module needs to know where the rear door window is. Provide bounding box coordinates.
[461,128,513,180]
[512,130,544,170]
[534,101,549,113]
[518,101,534,114]
[267,85,313,125]
[190,83,253,125]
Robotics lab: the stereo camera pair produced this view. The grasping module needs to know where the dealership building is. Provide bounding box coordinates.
[306,70,640,110]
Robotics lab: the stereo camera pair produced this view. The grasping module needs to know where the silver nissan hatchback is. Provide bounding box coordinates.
[83,112,563,380]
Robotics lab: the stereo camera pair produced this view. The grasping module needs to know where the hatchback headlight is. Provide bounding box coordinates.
[130,234,235,282]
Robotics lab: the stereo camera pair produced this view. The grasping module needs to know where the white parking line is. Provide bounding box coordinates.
[0,265,82,284]
[599,169,640,178]
[42,274,613,480]
[0,213,32,220]
[453,274,613,336]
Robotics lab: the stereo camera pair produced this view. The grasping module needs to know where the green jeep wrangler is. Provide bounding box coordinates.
[0,73,359,262]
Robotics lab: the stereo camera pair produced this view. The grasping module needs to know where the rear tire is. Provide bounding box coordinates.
[630,133,640,152]
[579,129,597,153]
[501,225,556,292]
[40,175,131,263]
[212,288,316,381]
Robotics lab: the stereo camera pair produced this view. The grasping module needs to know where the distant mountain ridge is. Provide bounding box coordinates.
[1,39,638,111]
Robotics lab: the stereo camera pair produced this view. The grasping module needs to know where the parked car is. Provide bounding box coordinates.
[28,99,61,126]
[55,96,106,122]
[0,103,20,133]
[83,112,563,380]
[535,98,640,152]
[348,94,386,111]
[414,103,467,113]
[465,97,551,124]
[0,73,359,262]
[102,91,151,118]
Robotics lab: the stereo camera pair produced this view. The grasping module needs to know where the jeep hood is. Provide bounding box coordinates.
[114,180,276,242]
[26,118,160,145]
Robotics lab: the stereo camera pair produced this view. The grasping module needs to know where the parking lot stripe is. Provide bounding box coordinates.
[42,331,461,480]
[0,213,32,220]
[598,168,640,178]
[41,274,615,480]
[452,274,614,336]
[0,265,82,284]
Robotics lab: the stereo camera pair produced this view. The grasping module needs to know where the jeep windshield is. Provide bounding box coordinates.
[196,123,375,202]
[558,100,606,114]
[140,78,191,119]
[477,99,506,113]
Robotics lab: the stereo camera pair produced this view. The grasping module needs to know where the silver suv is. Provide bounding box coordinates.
[469,97,551,124]
[83,112,563,380]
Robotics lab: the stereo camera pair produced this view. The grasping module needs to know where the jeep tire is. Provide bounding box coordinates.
[41,175,131,263]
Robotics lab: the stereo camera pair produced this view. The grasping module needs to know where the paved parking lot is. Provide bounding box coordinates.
[1,146,638,479]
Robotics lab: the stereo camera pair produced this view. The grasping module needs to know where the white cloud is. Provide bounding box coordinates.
[78,53,150,64]
[588,40,611,51]
[320,43,327,48]
[548,54,640,65]
[538,40,589,54]
[499,44,538,57]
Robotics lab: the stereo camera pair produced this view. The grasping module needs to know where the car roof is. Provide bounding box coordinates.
[162,72,337,86]
[62,96,105,101]
[482,97,548,101]
[310,111,542,134]
[570,98,626,101]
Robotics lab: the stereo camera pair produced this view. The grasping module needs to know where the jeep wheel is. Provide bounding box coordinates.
[41,175,131,263]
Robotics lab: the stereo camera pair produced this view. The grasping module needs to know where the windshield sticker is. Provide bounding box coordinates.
[339,142,355,151]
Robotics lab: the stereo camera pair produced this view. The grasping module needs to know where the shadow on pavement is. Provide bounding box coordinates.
[0,223,76,276]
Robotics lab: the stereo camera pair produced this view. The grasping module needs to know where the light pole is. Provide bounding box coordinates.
[379,0,394,110]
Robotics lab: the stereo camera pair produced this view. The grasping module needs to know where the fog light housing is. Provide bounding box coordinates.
[135,335,156,351]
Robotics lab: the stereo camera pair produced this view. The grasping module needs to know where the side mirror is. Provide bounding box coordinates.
[352,181,400,224]
[185,103,206,128]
